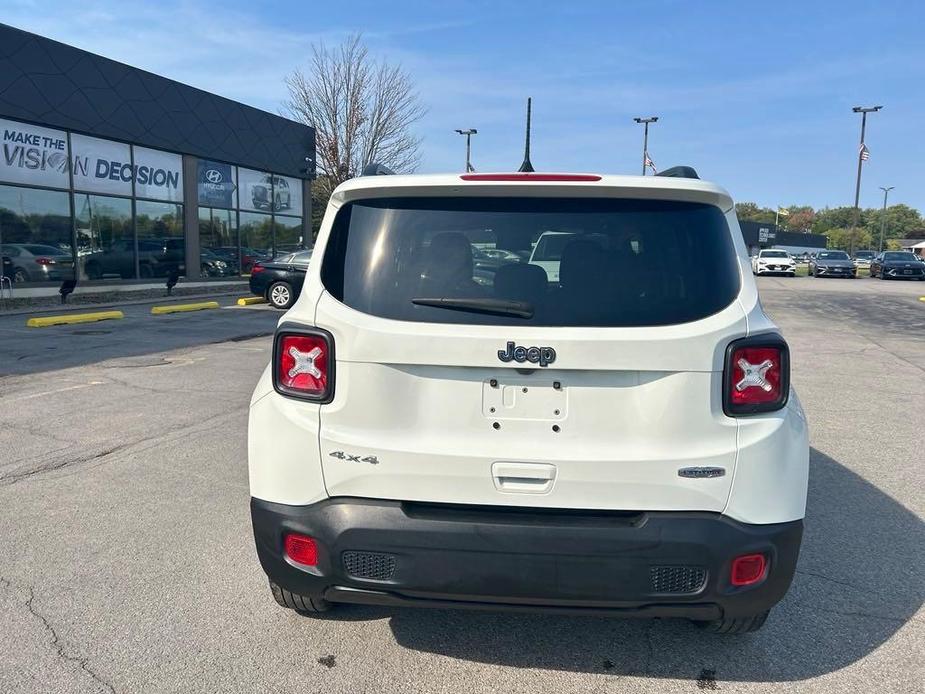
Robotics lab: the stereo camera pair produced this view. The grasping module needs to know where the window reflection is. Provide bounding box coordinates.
[198,207,237,276]
[135,200,184,278]
[239,211,273,271]
[74,194,133,280]
[0,185,72,283]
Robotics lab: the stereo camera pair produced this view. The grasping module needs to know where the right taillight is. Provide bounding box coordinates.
[250,263,264,273]
[272,325,335,402]
[723,335,790,416]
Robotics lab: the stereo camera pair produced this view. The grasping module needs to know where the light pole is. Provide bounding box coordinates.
[454,128,477,172]
[851,106,882,229]
[633,117,658,175]
[878,186,894,253]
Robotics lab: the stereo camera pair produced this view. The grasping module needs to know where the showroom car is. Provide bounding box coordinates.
[751,249,795,276]
[808,250,857,278]
[869,251,925,280]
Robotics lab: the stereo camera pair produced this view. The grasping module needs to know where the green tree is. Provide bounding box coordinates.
[862,204,923,242]
[734,202,776,224]
[812,206,865,234]
[823,226,871,252]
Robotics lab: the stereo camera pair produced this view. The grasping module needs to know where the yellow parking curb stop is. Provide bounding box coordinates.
[237,296,267,306]
[151,301,220,315]
[26,310,124,328]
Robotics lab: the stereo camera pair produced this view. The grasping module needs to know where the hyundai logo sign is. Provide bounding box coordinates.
[206,169,224,183]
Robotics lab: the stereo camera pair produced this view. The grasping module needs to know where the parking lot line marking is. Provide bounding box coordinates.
[237,296,267,306]
[26,310,124,328]
[8,381,105,402]
[150,301,220,315]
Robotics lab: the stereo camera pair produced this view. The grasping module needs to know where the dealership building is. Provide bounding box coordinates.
[0,23,315,288]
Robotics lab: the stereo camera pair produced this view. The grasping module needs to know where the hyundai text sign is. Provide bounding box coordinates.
[197,159,236,208]
[0,118,70,188]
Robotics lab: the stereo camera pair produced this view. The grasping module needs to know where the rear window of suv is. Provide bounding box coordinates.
[321,196,740,327]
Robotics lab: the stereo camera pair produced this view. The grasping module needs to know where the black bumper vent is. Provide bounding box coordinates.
[650,566,707,594]
[343,551,396,581]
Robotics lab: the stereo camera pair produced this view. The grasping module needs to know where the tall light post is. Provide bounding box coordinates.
[851,106,882,229]
[633,116,658,175]
[878,186,894,253]
[454,128,477,172]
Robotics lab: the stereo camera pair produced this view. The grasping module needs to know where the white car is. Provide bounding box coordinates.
[248,167,809,634]
[751,249,795,276]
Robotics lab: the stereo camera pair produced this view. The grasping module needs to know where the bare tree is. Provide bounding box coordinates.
[285,34,426,201]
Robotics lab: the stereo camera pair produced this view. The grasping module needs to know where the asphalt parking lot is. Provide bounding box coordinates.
[0,278,923,693]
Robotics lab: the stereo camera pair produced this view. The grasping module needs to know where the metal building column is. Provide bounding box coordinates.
[302,178,313,245]
[182,155,200,278]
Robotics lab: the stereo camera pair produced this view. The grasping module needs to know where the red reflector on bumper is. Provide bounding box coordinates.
[731,554,767,586]
[284,533,318,567]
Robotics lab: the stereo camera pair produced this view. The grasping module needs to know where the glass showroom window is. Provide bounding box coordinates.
[0,185,73,284]
[136,200,184,278]
[239,211,273,266]
[198,207,238,277]
[274,215,305,256]
[74,194,133,280]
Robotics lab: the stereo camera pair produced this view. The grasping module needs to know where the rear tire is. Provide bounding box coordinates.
[267,281,294,309]
[269,581,331,614]
[696,609,770,634]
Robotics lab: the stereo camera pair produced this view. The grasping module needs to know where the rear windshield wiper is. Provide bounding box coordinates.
[411,297,534,319]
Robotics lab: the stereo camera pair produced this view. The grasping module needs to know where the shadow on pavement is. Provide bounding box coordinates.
[0,307,280,376]
[328,448,922,682]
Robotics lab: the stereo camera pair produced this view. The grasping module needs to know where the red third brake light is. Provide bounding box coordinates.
[273,328,334,402]
[731,554,768,586]
[723,336,790,416]
[284,533,318,567]
[460,173,602,182]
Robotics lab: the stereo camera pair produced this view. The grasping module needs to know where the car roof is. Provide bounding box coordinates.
[330,172,734,211]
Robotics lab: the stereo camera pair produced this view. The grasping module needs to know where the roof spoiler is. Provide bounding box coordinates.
[655,166,699,180]
[361,163,396,176]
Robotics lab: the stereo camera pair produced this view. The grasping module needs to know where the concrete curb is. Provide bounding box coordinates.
[26,310,125,328]
[0,289,243,318]
[151,301,220,315]
[237,296,267,306]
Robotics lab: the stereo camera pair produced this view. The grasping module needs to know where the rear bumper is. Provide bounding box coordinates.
[251,497,803,619]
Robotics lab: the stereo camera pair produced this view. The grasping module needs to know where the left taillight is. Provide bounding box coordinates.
[272,326,335,402]
[723,335,790,416]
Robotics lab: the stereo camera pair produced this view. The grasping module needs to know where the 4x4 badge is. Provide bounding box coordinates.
[329,451,379,464]
[497,341,556,367]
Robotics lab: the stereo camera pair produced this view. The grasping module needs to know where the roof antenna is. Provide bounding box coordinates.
[517,97,535,173]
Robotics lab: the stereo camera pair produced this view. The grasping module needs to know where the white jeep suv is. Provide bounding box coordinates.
[248,168,809,634]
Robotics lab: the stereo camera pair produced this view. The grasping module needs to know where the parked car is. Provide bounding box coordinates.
[808,250,856,278]
[751,249,795,276]
[1,243,74,282]
[853,250,876,269]
[248,249,312,308]
[247,167,808,635]
[869,251,925,280]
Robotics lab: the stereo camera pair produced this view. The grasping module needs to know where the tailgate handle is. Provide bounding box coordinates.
[491,462,556,494]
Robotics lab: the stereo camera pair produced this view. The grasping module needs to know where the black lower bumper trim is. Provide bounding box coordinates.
[251,497,803,620]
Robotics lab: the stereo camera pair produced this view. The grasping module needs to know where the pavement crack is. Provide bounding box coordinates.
[23,585,116,694]
[795,568,868,593]
[0,443,130,486]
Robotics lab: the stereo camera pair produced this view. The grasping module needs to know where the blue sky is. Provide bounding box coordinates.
[4,0,924,212]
